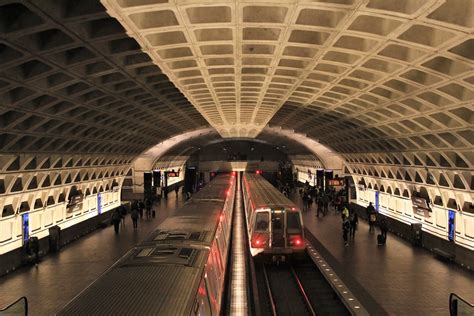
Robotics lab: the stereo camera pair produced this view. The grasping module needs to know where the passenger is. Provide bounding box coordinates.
[29,237,40,265]
[302,192,308,212]
[349,209,358,238]
[366,202,375,219]
[342,218,351,246]
[341,205,349,221]
[145,198,152,219]
[380,217,388,240]
[138,200,144,219]
[316,196,323,217]
[323,194,329,215]
[175,186,179,198]
[130,207,139,230]
[111,209,121,234]
[120,204,127,228]
[367,203,377,233]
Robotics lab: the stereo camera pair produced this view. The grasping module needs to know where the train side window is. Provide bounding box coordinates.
[255,212,269,231]
[286,212,301,231]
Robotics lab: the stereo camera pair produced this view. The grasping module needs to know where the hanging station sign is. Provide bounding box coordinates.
[411,196,432,218]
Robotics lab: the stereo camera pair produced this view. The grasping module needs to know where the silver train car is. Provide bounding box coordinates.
[243,173,305,258]
[59,174,236,316]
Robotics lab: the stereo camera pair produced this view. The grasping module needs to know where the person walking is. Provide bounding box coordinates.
[323,194,329,215]
[119,204,127,228]
[175,185,179,198]
[131,207,139,230]
[316,196,323,217]
[111,209,121,234]
[145,198,152,219]
[342,218,351,246]
[341,205,349,221]
[349,210,358,239]
[138,200,144,219]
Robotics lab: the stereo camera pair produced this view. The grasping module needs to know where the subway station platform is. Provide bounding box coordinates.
[292,193,474,315]
[1,190,473,315]
[0,193,184,315]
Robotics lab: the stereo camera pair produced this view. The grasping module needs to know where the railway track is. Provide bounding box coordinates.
[255,253,350,316]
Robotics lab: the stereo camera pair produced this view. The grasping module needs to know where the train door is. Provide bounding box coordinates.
[271,210,285,247]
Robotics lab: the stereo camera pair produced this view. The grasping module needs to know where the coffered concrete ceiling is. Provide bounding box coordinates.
[0,1,472,213]
[102,0,473,140]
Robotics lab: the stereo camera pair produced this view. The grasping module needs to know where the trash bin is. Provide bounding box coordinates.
[411,223,422,246]
[49,225,61,252]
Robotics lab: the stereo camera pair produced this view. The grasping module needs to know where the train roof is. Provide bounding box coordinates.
[59,174,233,315]
[244,173,298,210]
[59,245,208,315]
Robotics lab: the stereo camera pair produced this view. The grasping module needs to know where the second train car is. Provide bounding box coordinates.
[242,173,305,259]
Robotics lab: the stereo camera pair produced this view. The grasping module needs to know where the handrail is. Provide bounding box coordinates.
[450,293,474,316]
[0,296,28,316]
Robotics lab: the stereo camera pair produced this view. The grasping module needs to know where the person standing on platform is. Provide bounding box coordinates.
[130,207,139,230]
[342,218,350,246]
[175,186,179,198]
[316,196,323,217]
[138,200,144,219]
[366,202,376,233]
[349,209,358,239]
[111,209,121,234]
[323,194,329,215]
[145,198,152,219]
[119,205,127,228]
[302,192,308,212]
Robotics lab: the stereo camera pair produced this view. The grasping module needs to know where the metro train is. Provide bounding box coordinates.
[242,173,305,259]
[59,174,236,316]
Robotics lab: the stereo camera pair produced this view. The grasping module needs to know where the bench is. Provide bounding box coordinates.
[433,248,454,261]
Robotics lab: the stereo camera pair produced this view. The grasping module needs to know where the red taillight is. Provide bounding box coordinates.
[219,214,224,222]
[252,235,267,248]
[290,235,303,247]
[291,207,296,211]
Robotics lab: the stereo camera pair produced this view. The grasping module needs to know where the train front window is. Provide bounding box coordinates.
[286,212,301,232]
[255,212,269,231]
[272,213,283,230]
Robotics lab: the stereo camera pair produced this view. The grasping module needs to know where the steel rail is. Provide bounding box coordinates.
[262,263,278,316]
[290,264,317,316]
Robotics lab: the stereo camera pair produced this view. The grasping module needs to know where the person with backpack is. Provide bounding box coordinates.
[367,202,376,233]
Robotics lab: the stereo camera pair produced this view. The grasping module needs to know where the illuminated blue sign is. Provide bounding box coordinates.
[448,210,455,241]
[22,213,29,245]
[375,191,379,212]
[97,193,102,215]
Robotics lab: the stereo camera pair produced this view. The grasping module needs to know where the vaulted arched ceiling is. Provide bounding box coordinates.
[0,0,472,216]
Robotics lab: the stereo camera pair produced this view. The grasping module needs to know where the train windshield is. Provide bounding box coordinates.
[255,212,269,231]
[286,212,301,232]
